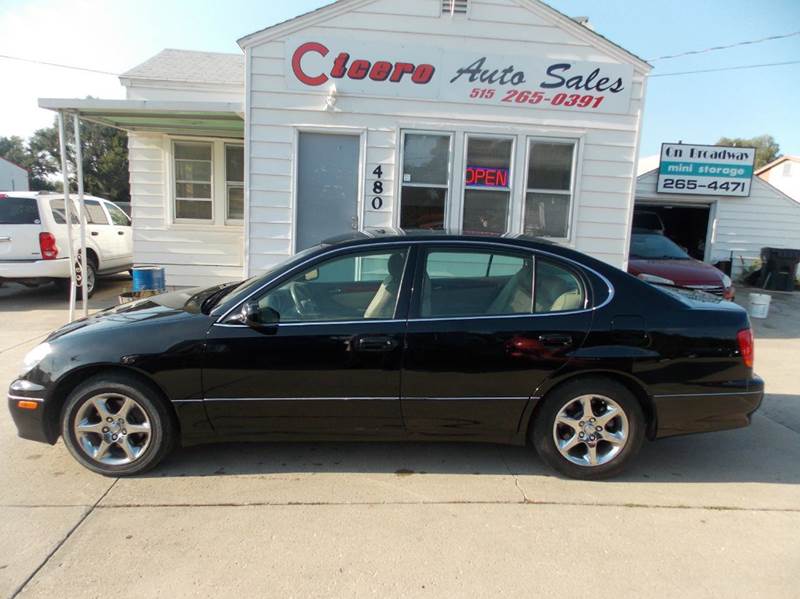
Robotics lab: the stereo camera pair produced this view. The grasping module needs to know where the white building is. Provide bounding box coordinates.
[757,156,800,202]
[636,169,800,278]
[40,0,650,287]
[0,157,29,192]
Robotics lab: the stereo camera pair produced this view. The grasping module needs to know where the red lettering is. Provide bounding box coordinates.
[496,170,508,187]
[348,59,370,80]
[369,61,392,81]
[330,52,350,79]
[291,42,329,87]
[390,62,416,82]
[485,169,497,186]
[466,167,476,185]
[411,64,435,84]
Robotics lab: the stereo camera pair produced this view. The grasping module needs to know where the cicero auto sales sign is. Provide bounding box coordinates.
[284,36,634,114]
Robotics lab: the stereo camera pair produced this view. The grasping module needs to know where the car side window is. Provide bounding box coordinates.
[535,259,586,313]
[106,202,131,226]
[256,248,409,322]
[84,200,110,225]
[420,249,534,317]
[49,200,79,225]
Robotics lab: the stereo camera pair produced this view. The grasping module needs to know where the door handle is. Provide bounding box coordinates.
[117,231,125,235]
[91,231,99,236]
[538,334,573,348]
[355,335,398,352]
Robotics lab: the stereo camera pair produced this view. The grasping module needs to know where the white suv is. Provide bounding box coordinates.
[0,192,133,297]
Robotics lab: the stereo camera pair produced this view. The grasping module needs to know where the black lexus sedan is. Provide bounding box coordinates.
[8,230,763,479]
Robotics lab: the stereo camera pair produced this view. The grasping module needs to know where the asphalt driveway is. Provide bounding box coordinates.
[0,280,798,598]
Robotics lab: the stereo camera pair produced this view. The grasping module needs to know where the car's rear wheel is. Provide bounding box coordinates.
[61,373,175,476]
[55,256,96,298]
[532,378,645,480]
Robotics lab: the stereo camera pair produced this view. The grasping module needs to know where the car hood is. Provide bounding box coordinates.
[46,287,215,342]
[628,258,725,286]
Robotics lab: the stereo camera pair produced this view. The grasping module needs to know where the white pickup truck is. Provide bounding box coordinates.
[0,192,133,297]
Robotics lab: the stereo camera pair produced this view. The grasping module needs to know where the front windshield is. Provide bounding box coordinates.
[211,244,326,312]
[629,233,689,260]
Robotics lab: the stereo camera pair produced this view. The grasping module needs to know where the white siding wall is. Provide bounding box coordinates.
[127,132,245,287]
[124,81,242,103]
[244,0,647,274]
[759,160,800,203]
[0,160,29,191]
[636,170,800,279]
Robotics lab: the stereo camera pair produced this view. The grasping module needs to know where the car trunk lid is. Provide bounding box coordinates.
[0,196,44,260]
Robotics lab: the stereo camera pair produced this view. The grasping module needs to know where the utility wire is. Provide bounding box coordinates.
[650,59,800,78]
[0,53,118,76]
[647,30,800,61]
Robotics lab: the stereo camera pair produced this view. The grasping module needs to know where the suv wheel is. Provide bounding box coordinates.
[56,257,96,298]
[61,373,175,476]
[532,378,645,480]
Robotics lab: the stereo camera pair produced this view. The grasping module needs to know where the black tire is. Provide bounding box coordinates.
[61,373,175,476]
[532,377,645,480]
[55,256,96,298]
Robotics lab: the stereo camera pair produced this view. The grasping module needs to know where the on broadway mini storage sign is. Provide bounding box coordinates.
[285,36,634,114]
[657,143,756,197]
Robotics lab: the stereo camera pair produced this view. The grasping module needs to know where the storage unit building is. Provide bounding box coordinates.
[0,157,29,192]
[636,168,800,279]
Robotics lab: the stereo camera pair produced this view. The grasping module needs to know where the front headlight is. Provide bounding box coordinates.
[637,273,675,286]
[721,274,732,288]
[20,342,51,376]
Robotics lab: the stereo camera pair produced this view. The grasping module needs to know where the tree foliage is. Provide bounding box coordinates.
[0,117,129,202]
[716,134,781,170]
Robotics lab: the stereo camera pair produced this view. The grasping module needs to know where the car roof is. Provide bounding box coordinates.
[322,228,557,246]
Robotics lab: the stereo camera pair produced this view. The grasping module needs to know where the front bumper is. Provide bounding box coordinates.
[7,380,53,444]
[653,375,764,438]
[0,258,71,280]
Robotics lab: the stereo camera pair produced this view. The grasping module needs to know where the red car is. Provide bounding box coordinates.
[628,231,735,300]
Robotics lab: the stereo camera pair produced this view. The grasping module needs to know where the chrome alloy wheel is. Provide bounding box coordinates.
[552,394,629,467]
[73,393,152,465]
[74,257,95,295]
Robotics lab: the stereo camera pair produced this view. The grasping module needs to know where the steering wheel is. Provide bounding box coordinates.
[289,281,317,317]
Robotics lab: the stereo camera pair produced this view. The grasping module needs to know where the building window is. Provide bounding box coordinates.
[783,161,793,177]
[463,135,513,236]
[225,144,244,221]
[399,132,451,230]
[174,141,213,221]
[523,140,576,238]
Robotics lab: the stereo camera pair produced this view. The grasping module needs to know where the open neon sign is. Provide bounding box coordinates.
[465,165,509,188]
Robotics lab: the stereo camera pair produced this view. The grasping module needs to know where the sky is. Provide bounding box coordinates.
[1,0,798,160]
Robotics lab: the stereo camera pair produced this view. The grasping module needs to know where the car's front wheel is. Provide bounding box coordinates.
[61,373,175,476]
[532,378,645,480]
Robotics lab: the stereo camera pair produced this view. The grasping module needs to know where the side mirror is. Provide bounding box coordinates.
[240,301,279,332]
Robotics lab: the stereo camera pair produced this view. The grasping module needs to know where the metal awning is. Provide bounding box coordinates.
[38,98,244,138]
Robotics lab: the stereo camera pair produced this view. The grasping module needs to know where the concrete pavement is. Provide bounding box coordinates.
[1,281,798,598]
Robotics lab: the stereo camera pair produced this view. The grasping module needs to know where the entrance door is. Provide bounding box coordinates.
[296,133,360,251]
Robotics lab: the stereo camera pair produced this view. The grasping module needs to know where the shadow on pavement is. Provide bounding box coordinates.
[0,275,129,312]
[143,408,800,485]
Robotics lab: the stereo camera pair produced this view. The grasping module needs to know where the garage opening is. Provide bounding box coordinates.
[633,203,711,261]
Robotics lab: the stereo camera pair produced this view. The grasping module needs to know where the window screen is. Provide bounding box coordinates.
[524,141,575,238]
[400,133,451,230]
[174,141,213,220]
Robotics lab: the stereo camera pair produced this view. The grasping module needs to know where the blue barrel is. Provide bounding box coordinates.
[132,266,166,292]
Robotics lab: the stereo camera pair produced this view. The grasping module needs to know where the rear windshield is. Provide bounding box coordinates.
[0,197,41,225]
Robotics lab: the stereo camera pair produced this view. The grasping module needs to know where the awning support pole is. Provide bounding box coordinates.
[57,111,76,322]
[73,113,88,317]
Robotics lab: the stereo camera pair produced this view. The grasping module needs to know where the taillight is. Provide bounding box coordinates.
[39,232,58,260]
[737,328,754,368]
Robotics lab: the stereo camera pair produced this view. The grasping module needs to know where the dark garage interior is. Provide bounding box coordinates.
[634,203,711,260]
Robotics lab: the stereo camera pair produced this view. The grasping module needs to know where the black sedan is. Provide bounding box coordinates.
[7,231,763,479]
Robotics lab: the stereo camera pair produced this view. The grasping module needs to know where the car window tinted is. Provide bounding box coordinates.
[535,259,585,313]
[420,249,533,317]
[49,200,79,224]
[84,200,110,225]
[0,197,40,224]
[257,248,409,322]
[630,233,688,260]
[106,202,130,226]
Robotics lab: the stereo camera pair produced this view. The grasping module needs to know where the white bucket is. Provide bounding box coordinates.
[748,293,771,319]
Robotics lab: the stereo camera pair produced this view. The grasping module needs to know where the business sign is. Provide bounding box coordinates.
[657,143,756,197]
[285,36,634,114]
[465,165,509,187]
